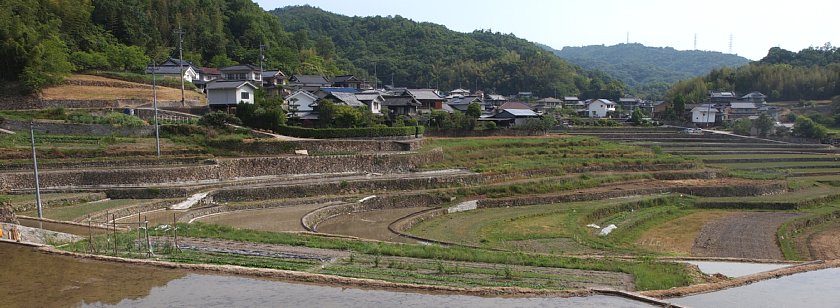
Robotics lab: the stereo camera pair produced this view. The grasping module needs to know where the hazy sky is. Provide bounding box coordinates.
[256,0,838,60]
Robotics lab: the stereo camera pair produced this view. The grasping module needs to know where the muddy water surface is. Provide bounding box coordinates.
[115,209,185,226]
[103,274,654,308]
[673,267,840,307]
[0,243,654,307]
[0,242,186,307]
[681,261,793,277]
[196,204,325,232]
[316,207,430,243]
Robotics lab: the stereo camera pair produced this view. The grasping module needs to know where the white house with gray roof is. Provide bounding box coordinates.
[206,81,257,107]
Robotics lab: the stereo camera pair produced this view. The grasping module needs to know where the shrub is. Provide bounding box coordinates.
[199,111,242,129]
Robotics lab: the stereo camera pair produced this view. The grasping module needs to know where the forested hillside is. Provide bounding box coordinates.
[667,45,840,103]
[1,0,346,94]
[549,43,749,99]
[271,5,625,98]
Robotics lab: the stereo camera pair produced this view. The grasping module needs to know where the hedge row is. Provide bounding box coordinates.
[276,125,424,139]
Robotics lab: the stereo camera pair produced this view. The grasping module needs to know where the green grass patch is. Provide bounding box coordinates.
[162,250,319,271]
[421,136,691,174]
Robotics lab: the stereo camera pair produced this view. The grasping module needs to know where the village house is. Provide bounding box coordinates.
[289,75,331,92]
[193,67,221,92]
[220,64,262,82]
[447,88,471,97]
[691,104,720,125]
[617,97,641,113]
[535,97,563,110]
[261,69,288,96]
[585,99,616,118]
[331,75,366,89]
[285,90,318,113]
[741,91,767,105]
[354,92,384,114]
[406,89,445,112]
[490,108,540,127]
[447,96,484,113]
[727,102,759,120]
[206,80,257,109]
[710,91,738,104]
[382,95,421,117]
[484,94,508,107]
[145,65,198,83]
[564,96,583,108]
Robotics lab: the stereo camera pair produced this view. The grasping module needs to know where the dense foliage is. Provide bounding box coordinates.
[1,0,346,94]
[667,45,840,103]
[551,43,749,99]
[272,5,625,98]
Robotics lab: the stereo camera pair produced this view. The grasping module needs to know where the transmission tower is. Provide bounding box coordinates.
[729,34,733,54]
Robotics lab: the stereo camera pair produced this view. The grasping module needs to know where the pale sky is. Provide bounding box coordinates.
[256,0,838,60]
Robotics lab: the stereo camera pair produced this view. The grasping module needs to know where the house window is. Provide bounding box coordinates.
[241,92,250,100]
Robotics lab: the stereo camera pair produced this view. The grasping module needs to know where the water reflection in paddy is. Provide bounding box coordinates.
[0,242,655,308]
[681,260,793,277]
[100,274,654,308]
[673,267,840,308]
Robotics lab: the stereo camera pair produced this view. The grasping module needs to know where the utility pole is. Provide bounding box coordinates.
[174,25,186,106]
[29,122,42,219]
[259,43,266,88]
[626,32,629,44]
[152,62,161,157]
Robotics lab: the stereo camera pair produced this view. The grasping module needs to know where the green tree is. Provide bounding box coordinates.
[631,107,644,125]
[466,102,482,118]
[793,116,828,140]
[754,113,775,137]
[199,111,242,129]
[732,118,753,136]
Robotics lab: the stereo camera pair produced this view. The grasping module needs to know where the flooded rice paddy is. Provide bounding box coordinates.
[673,267,840,307]
[0,242,654,307]
[681,260,794,277]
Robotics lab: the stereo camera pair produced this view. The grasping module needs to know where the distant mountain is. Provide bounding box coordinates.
[545,43,750,99]
[272,6,627,98]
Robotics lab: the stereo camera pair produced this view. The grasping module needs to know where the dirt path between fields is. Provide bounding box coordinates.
[691,212,800,259]
[808,224,840,260]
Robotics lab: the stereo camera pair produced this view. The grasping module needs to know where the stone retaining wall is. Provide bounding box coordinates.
[84,199,177,223]
[0,156,212,172]
[212,172,481,202]
[2,119,154,136]
[9,192,106,212]
[0,150,444,190]
[106,187,193,200]
[301,193,445,231]
[0,202,19,224]
[225,139,423,155]
[477,183,785,209]
[0,97,201,110]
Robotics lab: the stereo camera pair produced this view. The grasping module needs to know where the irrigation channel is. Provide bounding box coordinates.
[0,242,655,307]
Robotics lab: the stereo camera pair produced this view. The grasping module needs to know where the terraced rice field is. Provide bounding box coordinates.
[196,203,326,232]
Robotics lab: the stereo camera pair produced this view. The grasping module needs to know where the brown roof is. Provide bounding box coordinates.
[499,102,532,110]
[200,67,221,75]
